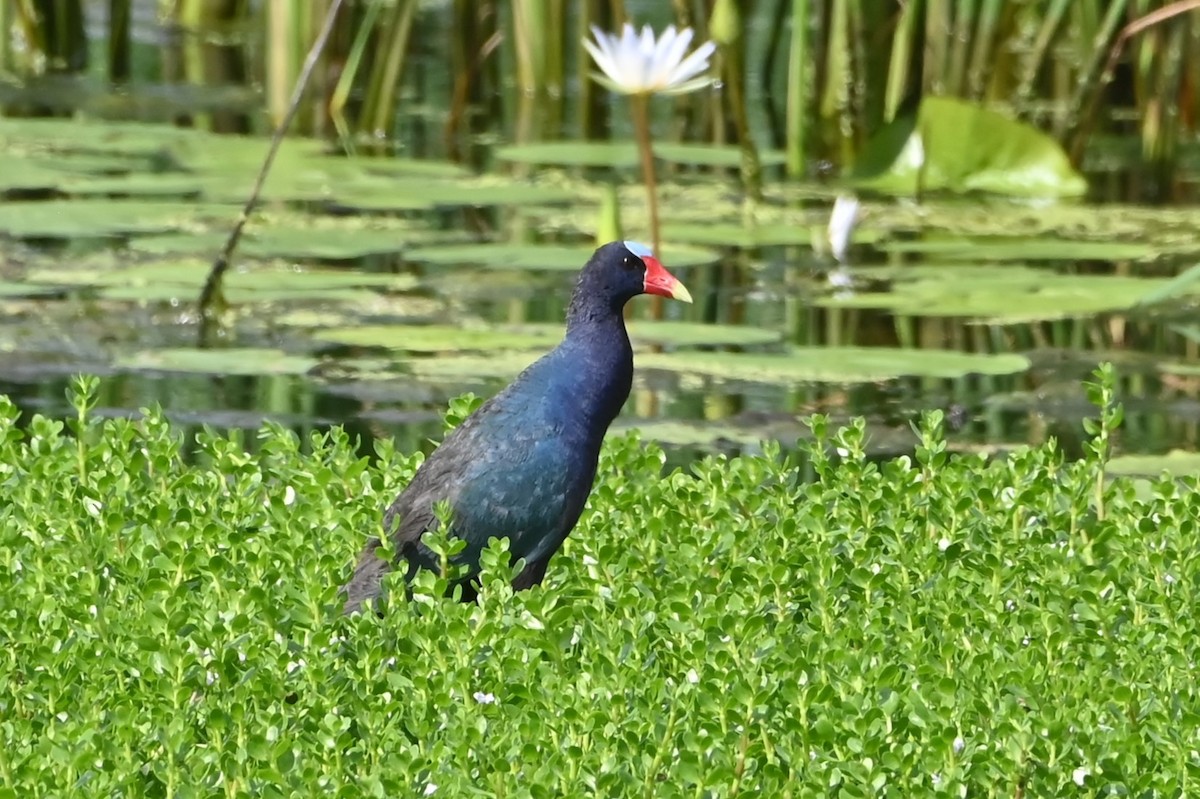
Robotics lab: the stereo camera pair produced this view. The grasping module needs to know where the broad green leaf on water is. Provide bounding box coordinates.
[638,347,1030,383]
[62,174,207,197]
[627,321,780,347]
[100,284,384,304]
[495,141,786,170]
[0,281,62,298]
[26,260,419,293]
[0,200,233,238]
[882,236,1156,262]
[494,141,642,168]
[1136,261,1200,306]
[819,265,1171,322]
[127,228,413,260]
[613,420,763,446]
[276,296,443,328]
[328,178,580,212]
[315,324,561,353]
[1107,450,1200,477]
[115,347,319,376]
[0,116,202,157]
[850,96,1088,198]
[405,242,721,270]
[400,351,543,379]
[652,143,787,168]
[0,159,100,192]
[662,221,887,249]
[661,221,815,248]
[26,260,417,305]
[1159,361,1200,377]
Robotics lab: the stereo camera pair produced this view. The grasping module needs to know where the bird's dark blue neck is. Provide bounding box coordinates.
[554,311,634,435]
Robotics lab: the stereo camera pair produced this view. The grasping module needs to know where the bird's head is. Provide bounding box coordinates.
[573,240,693,319]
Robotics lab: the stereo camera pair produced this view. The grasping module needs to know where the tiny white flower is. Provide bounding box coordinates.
[870,563,881,575]
[1165,573,1176,584]
[931,772,942,787]
[827,195,860,263]
[1072,766,1089,786]
[835,447,849,457]
[686,668,699,684]
[953,735,964,753]
[424,784,438,797]
[284,485,296,506]
[84,497,103,517]
[583,23,716,95]
[938,537,951,552]
[473,691,496,704]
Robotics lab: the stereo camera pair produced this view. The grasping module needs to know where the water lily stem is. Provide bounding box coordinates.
[629,91,664,318]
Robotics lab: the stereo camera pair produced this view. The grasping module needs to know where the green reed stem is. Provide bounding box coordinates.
[1065,0,1131,160]
[925,0,951,93]
[331,0,384,153]
[630,90,664,320]
[512,0,546,95]
[629,92,661,257]
[1016,0,1070,108]
[967,0,1002,98]
[785,0,811,175]
[947,0,976,96]
[884,0,917,121]
[364,0,416,137]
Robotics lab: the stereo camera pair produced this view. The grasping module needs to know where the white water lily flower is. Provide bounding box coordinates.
[584,23,716,96]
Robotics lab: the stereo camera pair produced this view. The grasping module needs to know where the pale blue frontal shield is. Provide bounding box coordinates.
[623,240,654,258]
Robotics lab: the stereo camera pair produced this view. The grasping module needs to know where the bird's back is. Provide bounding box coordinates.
[341,337,630,611]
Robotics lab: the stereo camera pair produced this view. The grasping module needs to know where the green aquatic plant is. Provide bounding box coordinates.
[0,371,1197,795]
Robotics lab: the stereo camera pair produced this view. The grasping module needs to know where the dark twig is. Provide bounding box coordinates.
[197,0,346,346]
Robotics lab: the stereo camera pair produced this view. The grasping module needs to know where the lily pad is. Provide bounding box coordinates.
[495,141,786,170]
[627,321,780,348]
[127,228,414,260]
[882,237,1156,262]
[613,420,765,447]
[405,242,721,271]
[0,281,63,298]
[330,178,580,212]
[818,265,1171,322]
[63,174,206,197]
[0,117,201,158]
[401,351,543,379]
[661,221,816,248]
[494,141,641,169]
[0,200,233,238]
[1107,450,1200,477]
[116,347,319,376]
[315,323,561,353]
[27,260,419,292]
[850,96,1087,198]
[638,347,1031,383]
[653,143,787,168]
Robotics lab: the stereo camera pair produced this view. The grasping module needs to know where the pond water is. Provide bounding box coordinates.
[2,4,1200,473]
